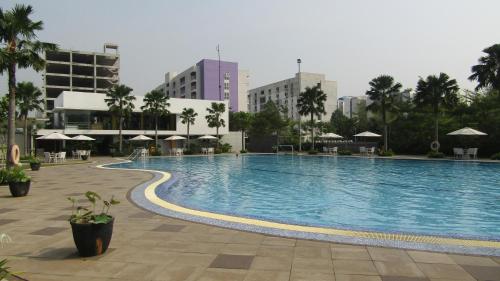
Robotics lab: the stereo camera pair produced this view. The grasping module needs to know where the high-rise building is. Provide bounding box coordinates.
[155,59,249,112]
[43,44,120,114]
[338,96,366,119]
[248,72,337,121]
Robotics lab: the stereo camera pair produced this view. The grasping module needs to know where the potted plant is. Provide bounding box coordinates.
[6,167,31,197]
[29,157,41,171]
[68,192,120,257]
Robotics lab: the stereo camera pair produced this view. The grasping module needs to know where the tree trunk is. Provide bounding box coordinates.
[382,106,388,151]
[154,114,158,148]
[435,112,439,152]
[310,113,314,150]
[187,123,190,150]
[7,62,17,168]
[119,113,123,153]
[241,129,245,151]
[216,126,219,150]
[24,116,28,156]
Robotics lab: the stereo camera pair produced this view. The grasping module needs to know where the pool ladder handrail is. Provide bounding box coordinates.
[127,148,149,160]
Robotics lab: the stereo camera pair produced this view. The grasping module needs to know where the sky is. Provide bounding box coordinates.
[1,0,499,97]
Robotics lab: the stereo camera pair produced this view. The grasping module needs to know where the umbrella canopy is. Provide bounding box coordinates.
[319,132,343,139]
[36,132,72,140]
[198,135,217,140]
[71,135,96,141]
[354,131,382,137]
[165,135,187,141]
[129,135,153,141]
[447,127,487,136]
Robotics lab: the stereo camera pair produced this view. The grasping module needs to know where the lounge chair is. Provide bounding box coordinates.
[467,148,478,159]
[54,152,66,163]
[44,152,54,163]
[330,147,338,155]
[453,148,464,159]
[367,147,375,156]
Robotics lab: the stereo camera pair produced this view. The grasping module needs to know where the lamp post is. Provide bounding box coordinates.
[297,58,302,152]
[217,44,221,101]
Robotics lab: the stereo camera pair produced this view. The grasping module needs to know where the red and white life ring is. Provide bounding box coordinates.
[8,144,20,165]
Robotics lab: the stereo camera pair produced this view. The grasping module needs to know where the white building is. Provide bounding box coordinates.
[337,96,367,118]
[248,72,337,121]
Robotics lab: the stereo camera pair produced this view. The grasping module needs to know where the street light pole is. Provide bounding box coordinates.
[217,44,221,101]
[297,58,302,152]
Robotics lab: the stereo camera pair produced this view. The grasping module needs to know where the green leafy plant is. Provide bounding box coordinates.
[221,143,232,153]
[308,149,318,155]
[183,150,194,155]
[68,191,120,224]
[0,169,8,185]
[6,167,31,183]
[378,149,395,157]
[29,156,41,164]
[491,152,500,160]
[338,150,352,155]
[427,151,445,158]
[0,258,12,280]
[240,149,248,154]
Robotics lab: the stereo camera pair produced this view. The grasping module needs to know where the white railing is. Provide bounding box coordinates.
[127,148,149,160]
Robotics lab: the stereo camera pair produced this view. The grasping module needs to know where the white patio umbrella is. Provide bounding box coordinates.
[129,135,153,141]
[165,135,187,141]
[319,133,343,139]
[71,135,96,141]
[447,127,487,136]
[36,132,72,152]
[198,135,217,140]
[354,131,382,137]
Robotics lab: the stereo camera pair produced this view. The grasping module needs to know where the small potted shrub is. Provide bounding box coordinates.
[29,157,41,171]
[427,151,445,158]
[338,150,352,156]
[240,149,247,154]
[68,192,120,257]
[6,167,31,197]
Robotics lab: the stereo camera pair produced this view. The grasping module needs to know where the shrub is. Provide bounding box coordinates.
[338,150,352,155]
[427,151,445,158]
[240,149,248,154]
[0,169,8,185]
[490,152,500,160]
[68,191,120,224]
[378,149,395,157]
[29,157,41,164]
[6,167,31,183]
[150,150,162,156]
[183,150,194,155]
[111,151,126,157]
[221,143,232,153]
[308,150,318,155]
[214,149,222,154]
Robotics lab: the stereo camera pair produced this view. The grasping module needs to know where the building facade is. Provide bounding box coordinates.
[155,59,249,112]
[43,44,119,114]
[338,96,367,119]
[248,72,337,121]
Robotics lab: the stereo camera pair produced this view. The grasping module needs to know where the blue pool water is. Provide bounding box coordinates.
[110,155,500,239]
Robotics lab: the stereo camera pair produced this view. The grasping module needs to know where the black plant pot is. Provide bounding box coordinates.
[70,218,114,257]
[8,181,31,197]
[30,162,41,171]
[81,155,88,161]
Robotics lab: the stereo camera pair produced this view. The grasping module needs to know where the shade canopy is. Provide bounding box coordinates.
[36,132,72,140]
[71,135,96,141]
[129,135,153,141]
[319,132,343,139]
[165,135,187,141]
[198,135,217,140]
[447,127,487,136]
[354,131,382,137]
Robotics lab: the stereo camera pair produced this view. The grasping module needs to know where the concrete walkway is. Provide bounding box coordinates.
[1,157,499,281]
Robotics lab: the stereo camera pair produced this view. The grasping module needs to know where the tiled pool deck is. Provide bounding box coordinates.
[1,157,500,281]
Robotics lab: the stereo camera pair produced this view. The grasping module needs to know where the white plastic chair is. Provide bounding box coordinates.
[208,147,214,154]
[323,147,328,153]
[44,152,54,163]
[467,148,478,159]
[359,146,366,156]
[201,147,208,154]
[453,148,464,159]
[367,147,375,156]
[331,147,338,155]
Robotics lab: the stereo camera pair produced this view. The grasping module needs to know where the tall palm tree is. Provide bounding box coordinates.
[366,75,402,151]
[16,81,43,156]
[469,44,500,91]
[105,85,136,153]
[232,111,253,151]
[0,5,57,167]
[205,102,226,150]
[141,90,170,148]
[297,86,327,150]
[180,108,198,151]
[415,73,459,151]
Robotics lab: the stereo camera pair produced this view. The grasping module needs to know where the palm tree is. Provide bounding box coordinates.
[415,73,459,151]
[180,108,198,151]
[366,75,402,151]
[16,81,43,156]
[105,85,136,153]
[231,111,253,151]
[141,90,170,148]
[205,102,226,150]
[0,4,57,167]
[469,44,500,91]
[297,86,327,150]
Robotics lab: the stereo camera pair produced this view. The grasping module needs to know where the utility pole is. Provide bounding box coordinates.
[217,44,221,101]
[297,58,302,152]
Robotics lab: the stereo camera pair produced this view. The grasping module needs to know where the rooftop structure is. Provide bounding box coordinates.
[338,96,367,119]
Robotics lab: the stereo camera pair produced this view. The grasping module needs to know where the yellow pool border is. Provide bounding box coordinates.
[99,161,500,253]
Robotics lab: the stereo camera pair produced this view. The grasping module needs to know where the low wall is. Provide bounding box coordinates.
[221,131,243,152]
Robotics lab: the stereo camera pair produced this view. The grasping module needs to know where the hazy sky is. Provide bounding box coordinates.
[1,0,499,97]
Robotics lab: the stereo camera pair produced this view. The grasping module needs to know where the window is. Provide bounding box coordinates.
[224,91,229,100]
[224,72,230,79]
[276,87,279,92]
[180,77,185,85]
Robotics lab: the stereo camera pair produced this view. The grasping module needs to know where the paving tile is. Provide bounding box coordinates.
[292,257,334,273]
[368,247,413,262]
[290,271,335,281]
[294,246,331,259]
[48,215,70,221]
[209,254,254,270]
[129,211,156,219]
[374,261,426,278]
[0,208,15,214]
[381,277,429,281]
[448,254,499,266]
[257,245,294,257]
[332,245,371,260]
[251,256,293,271]
[244,270,290,281]
[333,260,379,275]
[0,218,18,225]
[336,275,383,281]
[261,236,296,247]
[407,251,455,264]
[151,264,204,281]
[416,263,475,280]
[196,268,247,281]
[152,224,186,232]
[66,192,82,196]
[29,227,66,236]
[461,265,500,281]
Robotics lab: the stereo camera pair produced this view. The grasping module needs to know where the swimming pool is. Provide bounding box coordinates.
[110,155,500,241]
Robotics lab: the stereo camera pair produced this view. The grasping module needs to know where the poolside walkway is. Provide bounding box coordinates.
[1,157,500,281]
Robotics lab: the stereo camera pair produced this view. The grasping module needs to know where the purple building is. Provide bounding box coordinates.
[156,59,244,112]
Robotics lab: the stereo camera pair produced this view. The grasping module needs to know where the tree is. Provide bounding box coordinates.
[231,111,253,151]
[469,44,500,91]
[297,86,327,150]
[366,75,402,151]
[141,89,170,148]
[180,108,197,150]
[415,73,459,151]
[105,85,136,153]
[250,101,289,150]
[0,96,7,120]
[0,4,57,167]
[205,102,226,149]
[16,82,43,156]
